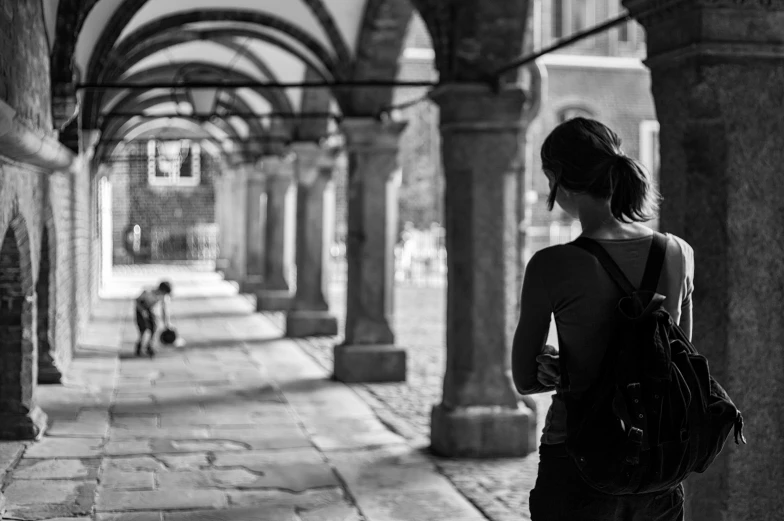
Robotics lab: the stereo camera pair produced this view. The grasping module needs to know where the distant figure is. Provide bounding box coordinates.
[134,281,173,358]
[400,222,416,281]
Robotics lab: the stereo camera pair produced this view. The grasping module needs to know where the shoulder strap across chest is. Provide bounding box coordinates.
[572,232,668,295]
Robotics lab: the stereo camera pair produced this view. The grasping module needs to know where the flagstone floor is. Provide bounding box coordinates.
[0,267,489,521]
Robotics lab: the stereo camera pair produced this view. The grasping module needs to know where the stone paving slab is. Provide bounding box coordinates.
[3,480,96,520]
[1,269,497,521]
[12,458,100,480]
[95,489,228,512]
[22,437,105,459]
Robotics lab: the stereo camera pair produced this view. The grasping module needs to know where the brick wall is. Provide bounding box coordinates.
[0,0,93,389]
[111,143,217,264]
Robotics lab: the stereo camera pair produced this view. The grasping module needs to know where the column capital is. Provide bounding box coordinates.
[290,142,334,185]
[260,154,295,179]
[339,119,407,151]
[624,0,784,67]
[429,84,526,133]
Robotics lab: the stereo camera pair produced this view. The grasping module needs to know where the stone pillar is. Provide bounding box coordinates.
[239,168,266,293]
[429,84,535,458]
[625,1,783,518]
[333,119,407,383]
[215,170,231,272]
[285,143,338,337]
[223,167,249,283]
[256,155,295,311]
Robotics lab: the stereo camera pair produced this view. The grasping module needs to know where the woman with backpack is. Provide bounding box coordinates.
[512,117,694,520]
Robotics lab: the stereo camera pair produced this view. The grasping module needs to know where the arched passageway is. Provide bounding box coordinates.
[0,215,47,439]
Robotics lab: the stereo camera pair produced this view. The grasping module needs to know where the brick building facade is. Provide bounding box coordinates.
[109,142,218,265]
[393,2,658,256]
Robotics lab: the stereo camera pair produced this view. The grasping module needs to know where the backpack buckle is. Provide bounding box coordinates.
[624,427,644,465]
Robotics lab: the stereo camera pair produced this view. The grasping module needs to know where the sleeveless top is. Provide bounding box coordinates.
[512,232,695,444]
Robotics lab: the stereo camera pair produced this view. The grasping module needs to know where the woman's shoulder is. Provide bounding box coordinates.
[661,232,695,277]
[528,244,582,270]
[661,232,694,259]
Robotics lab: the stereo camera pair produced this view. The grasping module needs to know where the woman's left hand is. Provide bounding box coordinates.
[536,345,561,388]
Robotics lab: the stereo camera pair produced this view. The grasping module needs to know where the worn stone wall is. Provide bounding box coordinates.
[0,2,53,131]
[110,143,217,264]
[0,0,92,385]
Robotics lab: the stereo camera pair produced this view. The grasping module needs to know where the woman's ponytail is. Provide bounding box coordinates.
[541,117,661,223]
[608,155,660,223]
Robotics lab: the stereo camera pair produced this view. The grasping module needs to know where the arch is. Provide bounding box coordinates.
[345,0,414,114]
[96,34,297,117]
[0,209,47,440]
[552,99,599,124]
[50,0,101,83]
[97,89,269,147]
[36,201,61,384]
[83,9,342,129]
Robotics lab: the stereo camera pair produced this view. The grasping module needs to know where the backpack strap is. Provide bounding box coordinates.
[572,237,636,296]
[639,232,668,293]
[572,232,669,295]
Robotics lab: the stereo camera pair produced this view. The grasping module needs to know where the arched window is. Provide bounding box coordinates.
[147,139,201,187]
[557,106,594,123]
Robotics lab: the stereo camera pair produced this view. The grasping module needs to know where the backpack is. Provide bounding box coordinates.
[560,232,746,495]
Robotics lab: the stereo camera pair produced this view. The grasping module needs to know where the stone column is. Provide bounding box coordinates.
[285,142,338,337]
[225,167,249,283]
[239,168,266,293]
[625,1,783,518]
[429,84,535,458]
[214,170,231,272]
[333,119,407,383]
[256,155,295,311]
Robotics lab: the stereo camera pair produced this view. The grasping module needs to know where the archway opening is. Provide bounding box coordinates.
[0,226,24,404]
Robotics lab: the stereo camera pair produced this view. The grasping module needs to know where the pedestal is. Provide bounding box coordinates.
[286,310,338,338]
[430,403,535,458]
[333,344,406,383]
[0,406,48,440]
[256,290,292,312]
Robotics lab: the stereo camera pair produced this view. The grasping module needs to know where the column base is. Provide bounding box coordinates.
[333,344,406,383]
[38,363,64,385]
[430,402,536,458]
[239,276,265,293]
[0,406,48,440]
[256,290,292,311]
[285,310,338,337]
[216,258,230,271]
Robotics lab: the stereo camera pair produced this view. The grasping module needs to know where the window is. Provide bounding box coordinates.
[553,0,564,39]
[639,120,661,230]
[147,140,201,187]
[557,106,594,123]
[639,120,660,180]
[552,0,595,40]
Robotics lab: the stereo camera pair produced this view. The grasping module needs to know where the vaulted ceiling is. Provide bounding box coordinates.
[48,0,420,164]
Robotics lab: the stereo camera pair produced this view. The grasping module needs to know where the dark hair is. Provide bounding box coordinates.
[158,281,172,295]
[541,117,660,223]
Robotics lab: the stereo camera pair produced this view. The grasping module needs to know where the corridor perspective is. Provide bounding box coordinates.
[0,0,780,520]
[1,266,490,520]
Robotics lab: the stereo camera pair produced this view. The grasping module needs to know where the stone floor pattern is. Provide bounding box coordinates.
[268,285,556,521]
[0,269,496,521]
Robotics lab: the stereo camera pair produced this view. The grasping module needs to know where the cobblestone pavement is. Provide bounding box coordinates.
[0,269,489,521]
[262,283,559,521]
